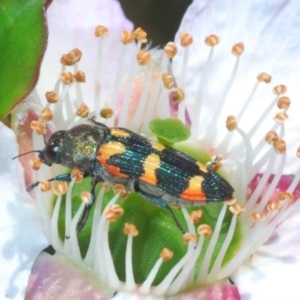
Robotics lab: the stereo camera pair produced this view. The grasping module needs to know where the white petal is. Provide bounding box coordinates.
[0,123,48,299]
[233,208,300,299]
[37,0,133,103]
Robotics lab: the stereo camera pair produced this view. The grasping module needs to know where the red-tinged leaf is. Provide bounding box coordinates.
[0,0,51,120]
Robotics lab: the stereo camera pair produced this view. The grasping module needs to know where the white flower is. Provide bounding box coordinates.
[2,0,300,299]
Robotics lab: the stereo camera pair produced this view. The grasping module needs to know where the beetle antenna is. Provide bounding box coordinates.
[43,134,47,145]
[12,150,41,160]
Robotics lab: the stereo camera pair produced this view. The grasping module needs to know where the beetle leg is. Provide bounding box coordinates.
[133,181,185,234]
[26,173,72,192]
[76,176,103,234]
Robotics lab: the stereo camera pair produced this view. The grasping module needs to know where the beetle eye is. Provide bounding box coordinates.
[44,138,62,163]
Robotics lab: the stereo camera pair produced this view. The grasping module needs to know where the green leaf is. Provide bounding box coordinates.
[149,118,191,146]
[0,0,50,120]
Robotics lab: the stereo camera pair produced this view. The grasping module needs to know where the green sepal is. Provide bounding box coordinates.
[0,0,50,120]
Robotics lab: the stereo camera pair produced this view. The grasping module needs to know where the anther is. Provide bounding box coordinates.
[76,103,89,118]
[100,108,114,119]
[30,120,46,135]
[136,50,151,65]
[133,27,147,43]
[265,131,278,144]
[189,210,203,223]
[124,223,139,236]
[267,201,281,212]
[164,42,177,58]
[54,182,68,195]
[162,73,174,89]
[183,233,197,244]
[113,184,129,199]
[273,112,288,123]
[71,168,84,183]
[81,191,91,204]
[204,34,220,47]
[74,70,86,83]
[232,43,244,56]
[30,157,42,171]
[171,87,185,103]
[273,139,286,154]
[273,85,287,95]
[105,204,124,222]
[251,212,265,222]
[121,30,134,44]
[160,248,174,262]
[278,192,293,201]
[94,25,108,37]
[225,198,237,205]
[257,72,272,83]
[60,48,82,66]
[45,91,58,103]
[60,71,74,85]
[40,108,53,122]
[229,203,245,215]
[197,224,212,237]
[180,33,193,47]
[277,96,291,109]
[39,180,51,192]
[226,115,237,131]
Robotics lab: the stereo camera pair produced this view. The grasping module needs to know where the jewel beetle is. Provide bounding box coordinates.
[15,117,234,233]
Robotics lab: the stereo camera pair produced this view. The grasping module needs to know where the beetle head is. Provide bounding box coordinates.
[39,131,67,166]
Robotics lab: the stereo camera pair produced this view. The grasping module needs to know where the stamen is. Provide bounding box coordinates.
[273,139,286,154]
[53,181,68,195]
[197,224,212,237]
[162,73,175,89]
[100,108,114,119]
[278,192,293,201]
[76,103,90,118]
[171,87,185,104]
[30,157,42,171]
[45,90,58,103]
[81,191,91,204]
[204,34,220,47]
[136,50,151,66]
[267,201,281,212]
[189,210,203,223]
[71,168,84,183]
[40,108,53,122]
[183,233,198,244]
[39,180,51,192]
[94,25,109,115]
[164,42,177,58]
[30,120,46,135]
[177,33,193,121]
[105,204,124,222]
[60,71,74,85]
[273,112,288,123]
[124,223,139,291]
[251,212,266,222]
[133,27,147,44]
[192,34,221,138]
[139,248,173,294]
[229,203,245,215]
[204,43,244,143]
[74,70,86,83]
[113,184,129,199]
[277,96,290,109]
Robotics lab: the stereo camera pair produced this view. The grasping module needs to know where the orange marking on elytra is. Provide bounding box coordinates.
[140,153,160,185]
[180,176,206,202]
[111,128,130,138]
[97,141,128,178]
